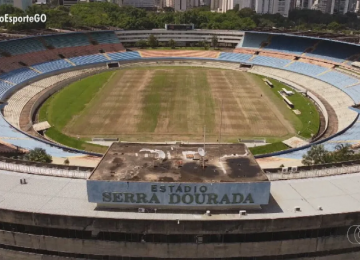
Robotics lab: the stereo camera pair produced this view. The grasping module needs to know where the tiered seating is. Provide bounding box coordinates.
[218,52,252,62]
[4,67,106,128]
[241,32,269,48]
[240,33,360,64]
[251,55,291,68]
[0,116,75,157]
[90,32,120,44]
[317,71,359,89]
[69,54,109,65]
[0,81,13,97]
[0,37,45,56]
[285,62,328,77]
[307,40,360,63]
[32,59,73,73]
[0,68,39,85]
[42,33,90,48]
[108,51,141,61]
[139,50,219,59]
[265,35,316,55]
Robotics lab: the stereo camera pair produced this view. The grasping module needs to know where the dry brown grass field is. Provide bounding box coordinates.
[63,67,294,142]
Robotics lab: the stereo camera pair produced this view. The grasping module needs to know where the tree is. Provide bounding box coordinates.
[200,40,209,50]
[64,158,70,165]
[333,144,354,162]
[238,8,255,18]
[233,4,240,12]
[168,39,176,49]
[327,21,343,31]
[148,34,158,48]
[302,145,331,166]
[211,35,219,49]
[135,40,148,49]
[163,7,174,12]
[24,148,52,163]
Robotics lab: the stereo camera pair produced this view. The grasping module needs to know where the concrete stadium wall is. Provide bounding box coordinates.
[0,230,359,258]
[0,249,80,260]
[1,248,360,260]
[0,157,92,172]
[1,209,360,235]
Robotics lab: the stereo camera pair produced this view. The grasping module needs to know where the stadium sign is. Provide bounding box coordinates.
[87,181,270,207]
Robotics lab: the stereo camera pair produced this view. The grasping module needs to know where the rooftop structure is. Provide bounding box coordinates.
[89,143,268,183]
[87,143,270,209]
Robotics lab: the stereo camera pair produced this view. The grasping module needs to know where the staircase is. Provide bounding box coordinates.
[29,67,42,74]
[64,59,76,66]
[86,33,98,45]
[37,37,54,50]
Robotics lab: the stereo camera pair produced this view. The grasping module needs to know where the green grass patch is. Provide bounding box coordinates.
[249,142,289,156]
[45,128,107,154]
[39,71,114,153]
[137,71,170,132]
[253,75,320,139]
[42,71,114,130]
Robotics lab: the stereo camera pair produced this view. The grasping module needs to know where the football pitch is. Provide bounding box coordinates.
[40,66,318,145]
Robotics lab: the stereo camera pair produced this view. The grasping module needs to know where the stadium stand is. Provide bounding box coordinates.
[241,32,269,48]
[285,62,328,77]
[0,80,13,97]
[218,52,252,62]
[4,67,107,129]
[317,71,359,88]
[89,31,121,44]
[139,50,219,59]
[32,59,73,73]
[250,55,291,68]
[0,32,124,74]
[264,35,317,55]
[69,54,109,65]
[42,33,90,48]
[307,40,360,63]
[108,51,141,61]
[0,68,39,85]
[0,116,76,157]
[240,32,360,64]
[0,37,46,56]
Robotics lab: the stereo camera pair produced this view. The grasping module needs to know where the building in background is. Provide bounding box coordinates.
[211,0,291,17]
[0,0,14,5]
[0,0,32,10]
[116,0,208,10]
[295,0,359,14]
[118,0,162,8]
[165,0,205,10]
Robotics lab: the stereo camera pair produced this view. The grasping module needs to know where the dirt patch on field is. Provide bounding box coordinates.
[65,68,294,142]
[207,70,292,138]
[65,70,154,136]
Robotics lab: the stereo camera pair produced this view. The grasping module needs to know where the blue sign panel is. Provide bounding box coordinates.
[87,181,271,207]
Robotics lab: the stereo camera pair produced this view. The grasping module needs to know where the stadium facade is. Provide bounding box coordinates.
[1,30,360,259]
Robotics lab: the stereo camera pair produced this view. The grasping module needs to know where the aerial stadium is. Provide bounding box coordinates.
[1,28,360,259]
